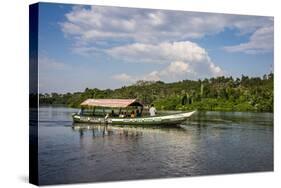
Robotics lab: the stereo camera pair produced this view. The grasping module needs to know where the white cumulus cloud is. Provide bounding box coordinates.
[224,26,274,54]
[112,73,132,82]
[107,41,210,64]
[58,5,273,85]
[109,41,223,81]
[60,5,273,47]
[112,60,222,84]
[146,61,193,81]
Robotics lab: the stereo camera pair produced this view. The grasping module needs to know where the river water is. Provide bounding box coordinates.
[37,107,273,185]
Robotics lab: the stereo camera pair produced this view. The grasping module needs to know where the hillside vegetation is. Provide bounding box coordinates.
[39,74,274,112]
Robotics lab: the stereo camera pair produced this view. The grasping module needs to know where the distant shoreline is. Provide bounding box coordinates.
[38,104,274,114]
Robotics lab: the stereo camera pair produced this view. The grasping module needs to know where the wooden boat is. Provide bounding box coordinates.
[72,99,196,126]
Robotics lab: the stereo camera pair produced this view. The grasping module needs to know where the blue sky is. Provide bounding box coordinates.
[37,3,274,93]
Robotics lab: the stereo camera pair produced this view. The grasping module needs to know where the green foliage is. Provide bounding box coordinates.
[39,74,274,112]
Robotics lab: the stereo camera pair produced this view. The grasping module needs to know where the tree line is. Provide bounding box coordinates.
[39,74,274,112]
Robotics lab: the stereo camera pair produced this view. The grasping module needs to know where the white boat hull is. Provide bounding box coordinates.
[72,111,196,126]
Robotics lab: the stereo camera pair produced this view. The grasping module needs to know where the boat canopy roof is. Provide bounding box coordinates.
[81,99,143,108]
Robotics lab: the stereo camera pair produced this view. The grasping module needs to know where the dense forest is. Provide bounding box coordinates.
[39,74,274,112]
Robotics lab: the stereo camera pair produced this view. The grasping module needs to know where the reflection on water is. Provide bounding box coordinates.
[38,107,273,185]
[72,124,187,137]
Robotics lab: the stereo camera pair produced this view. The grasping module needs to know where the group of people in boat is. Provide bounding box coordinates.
[110,104,157,118]
[114,110,142,118]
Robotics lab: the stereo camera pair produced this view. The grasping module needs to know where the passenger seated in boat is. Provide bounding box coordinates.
[149,104,157,116]
[136,109,141,117]
[124,112,128,117]
[111,110,116,117]
[131,111,135,118]
[119,112,125,118]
